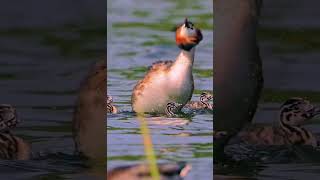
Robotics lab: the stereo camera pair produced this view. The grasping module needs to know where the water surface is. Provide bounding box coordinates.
[107,0,213,179]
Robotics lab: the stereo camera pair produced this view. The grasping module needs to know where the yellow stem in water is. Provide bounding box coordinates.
[137,113,160,180]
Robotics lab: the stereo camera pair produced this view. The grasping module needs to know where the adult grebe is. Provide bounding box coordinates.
[131,18,202,114]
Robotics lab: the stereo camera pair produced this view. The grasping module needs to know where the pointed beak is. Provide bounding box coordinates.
[184,18,189,28]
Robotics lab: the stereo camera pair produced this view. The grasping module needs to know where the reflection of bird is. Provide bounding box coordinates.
[0,104,31,160]
[132,18,203,114]
[107,161,192,180]
[107,95,118,114]
[0,104,19,132]
[227,98,320,147]
[185,92,213,110]
[72,60,106,159]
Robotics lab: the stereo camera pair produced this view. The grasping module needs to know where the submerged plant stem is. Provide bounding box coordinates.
[137,113,160,180]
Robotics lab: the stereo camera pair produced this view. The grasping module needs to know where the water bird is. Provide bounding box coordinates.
[184,92,213,110]
[165,102,183,117]
[107,161,192,180]
[0,132,31,160]
[227,98,320,148]
[0,104,31,160]
[107,95,118,114]
[131,18,203,114]
[0,104,19,132]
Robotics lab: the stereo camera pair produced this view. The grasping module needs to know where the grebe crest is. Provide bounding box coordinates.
[165,102,182,117]
[0,104,19,132]
[176,18,203,51]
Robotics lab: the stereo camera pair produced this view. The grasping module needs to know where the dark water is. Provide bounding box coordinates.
[215,1,320,179]
[107,0,213,179]
[0,16,105,180]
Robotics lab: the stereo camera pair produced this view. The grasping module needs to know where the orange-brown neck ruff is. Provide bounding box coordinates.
[176,26,202,51]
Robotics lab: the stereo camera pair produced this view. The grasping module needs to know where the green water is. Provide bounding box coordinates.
[107,0,213,179]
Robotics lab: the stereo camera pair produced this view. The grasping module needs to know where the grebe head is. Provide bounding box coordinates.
[175,18,203,51]
[0,104,18,132]
[279,97,320,126]
[107,95,113,104]
[165,102,182,117]
[200,92,213,109]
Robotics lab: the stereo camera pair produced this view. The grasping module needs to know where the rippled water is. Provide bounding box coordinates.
[0,24,105,179]
[213,0,320,178]
[215,103,320,179]
[107,0,213,179]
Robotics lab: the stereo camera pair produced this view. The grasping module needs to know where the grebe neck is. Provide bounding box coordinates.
[174,47,195,66]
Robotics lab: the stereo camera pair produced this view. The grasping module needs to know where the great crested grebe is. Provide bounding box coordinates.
[107,161,191,180]
[107,95,118,114]
[131,18,203,114]
[227,98,320,148]
[0,104,30,160]
[184,92,213,110]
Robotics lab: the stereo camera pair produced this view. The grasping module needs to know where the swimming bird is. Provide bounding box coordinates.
[107,95,118,114]
[131,18,203,114]
[0,104,31,160]
[107,161,192,180]
[0,132,31,160]
[0,104,19,132]
[165,102,183,117]
[227,98,320,147]
[184,92,213,110]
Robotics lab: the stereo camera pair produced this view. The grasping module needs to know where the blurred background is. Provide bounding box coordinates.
[0,1,105,179]
[107,0,213,179]
[215,0,320,179]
